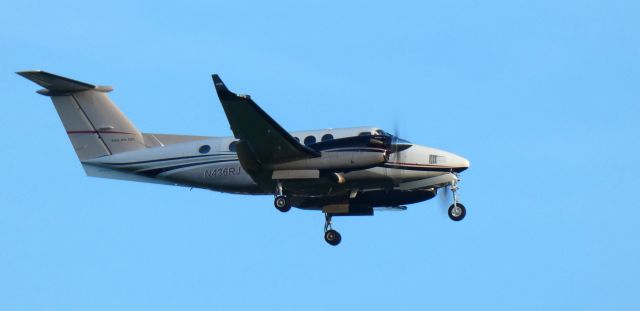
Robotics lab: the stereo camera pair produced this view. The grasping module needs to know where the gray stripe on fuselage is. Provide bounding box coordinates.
[136,159,241,177]
[102,153,236,166]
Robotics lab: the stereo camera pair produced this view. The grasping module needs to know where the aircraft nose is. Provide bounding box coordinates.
[453,155,470,173]
[423,146,470,173]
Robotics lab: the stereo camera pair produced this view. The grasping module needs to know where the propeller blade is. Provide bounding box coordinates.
[392,121,401,158]
[392,121,403,179]
[388,142,412,154]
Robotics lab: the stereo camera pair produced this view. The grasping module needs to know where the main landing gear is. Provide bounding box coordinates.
[272,181,341,246]
[447,177,466,221]
[273,181,291,213]
[324,214,341,246]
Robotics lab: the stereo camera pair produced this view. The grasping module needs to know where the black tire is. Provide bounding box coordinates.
[274,195,291,212]
[448,203,466,221]
[324,229,342,246]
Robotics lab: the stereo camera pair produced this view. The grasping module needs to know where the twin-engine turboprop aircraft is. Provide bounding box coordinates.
[18,70,470,246]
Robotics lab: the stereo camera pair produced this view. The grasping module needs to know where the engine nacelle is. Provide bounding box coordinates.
[268,150,386,171]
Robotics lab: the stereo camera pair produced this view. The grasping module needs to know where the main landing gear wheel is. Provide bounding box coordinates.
[274,195,291,213]
[324,229,342,246]
[448,202,466,221]
[323,213,341,246]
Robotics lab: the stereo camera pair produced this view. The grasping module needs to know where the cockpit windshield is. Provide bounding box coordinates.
[375,129,392,137]
[375,129,411,143]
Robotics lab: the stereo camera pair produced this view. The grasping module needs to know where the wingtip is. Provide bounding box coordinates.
[212,74,228,90]
[211,73,241,100]
[16,70,41,77]
[212,74,224,85]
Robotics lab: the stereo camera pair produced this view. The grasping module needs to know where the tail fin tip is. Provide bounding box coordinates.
[17,70,113,95]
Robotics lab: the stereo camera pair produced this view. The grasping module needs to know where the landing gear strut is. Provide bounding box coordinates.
[273,181,291,212]
[324,214,341,246]
[447,177,466,221]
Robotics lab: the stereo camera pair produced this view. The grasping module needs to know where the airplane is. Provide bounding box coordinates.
[17,70,470,246]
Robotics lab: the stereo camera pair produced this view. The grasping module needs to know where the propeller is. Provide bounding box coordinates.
[388,123,412,156]
[390,121,405,181]
[391,122,400,161]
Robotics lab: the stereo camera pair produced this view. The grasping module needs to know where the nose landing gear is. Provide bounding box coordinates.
[324,214,341,246]
[447,177,467,221]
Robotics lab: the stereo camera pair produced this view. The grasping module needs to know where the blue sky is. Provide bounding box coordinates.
[1,0,639,310]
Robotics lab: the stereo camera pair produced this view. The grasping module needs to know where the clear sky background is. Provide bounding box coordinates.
[1,1,639,310]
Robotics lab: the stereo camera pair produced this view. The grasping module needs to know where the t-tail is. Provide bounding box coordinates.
[17,70,146,163]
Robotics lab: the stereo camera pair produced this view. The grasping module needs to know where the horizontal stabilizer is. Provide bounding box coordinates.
[17,70,112,95]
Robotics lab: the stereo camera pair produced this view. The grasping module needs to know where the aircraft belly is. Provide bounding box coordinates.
[292,188,437,210]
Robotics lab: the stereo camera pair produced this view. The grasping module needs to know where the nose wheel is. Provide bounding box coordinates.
[448,202,466,221]
[324,214,341,246]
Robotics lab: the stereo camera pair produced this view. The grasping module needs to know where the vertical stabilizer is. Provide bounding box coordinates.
[18,70,146,161]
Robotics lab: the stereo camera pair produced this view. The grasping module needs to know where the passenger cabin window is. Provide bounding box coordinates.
[304,135,316,145]
[228,141,238,152]
[321,134,334,141]
[199,145,211,154]
[359,131,371,136]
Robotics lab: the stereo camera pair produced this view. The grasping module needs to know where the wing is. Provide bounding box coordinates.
[212,74,320,172]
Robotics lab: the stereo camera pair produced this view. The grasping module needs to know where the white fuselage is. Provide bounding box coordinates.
[83,127,470,195]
